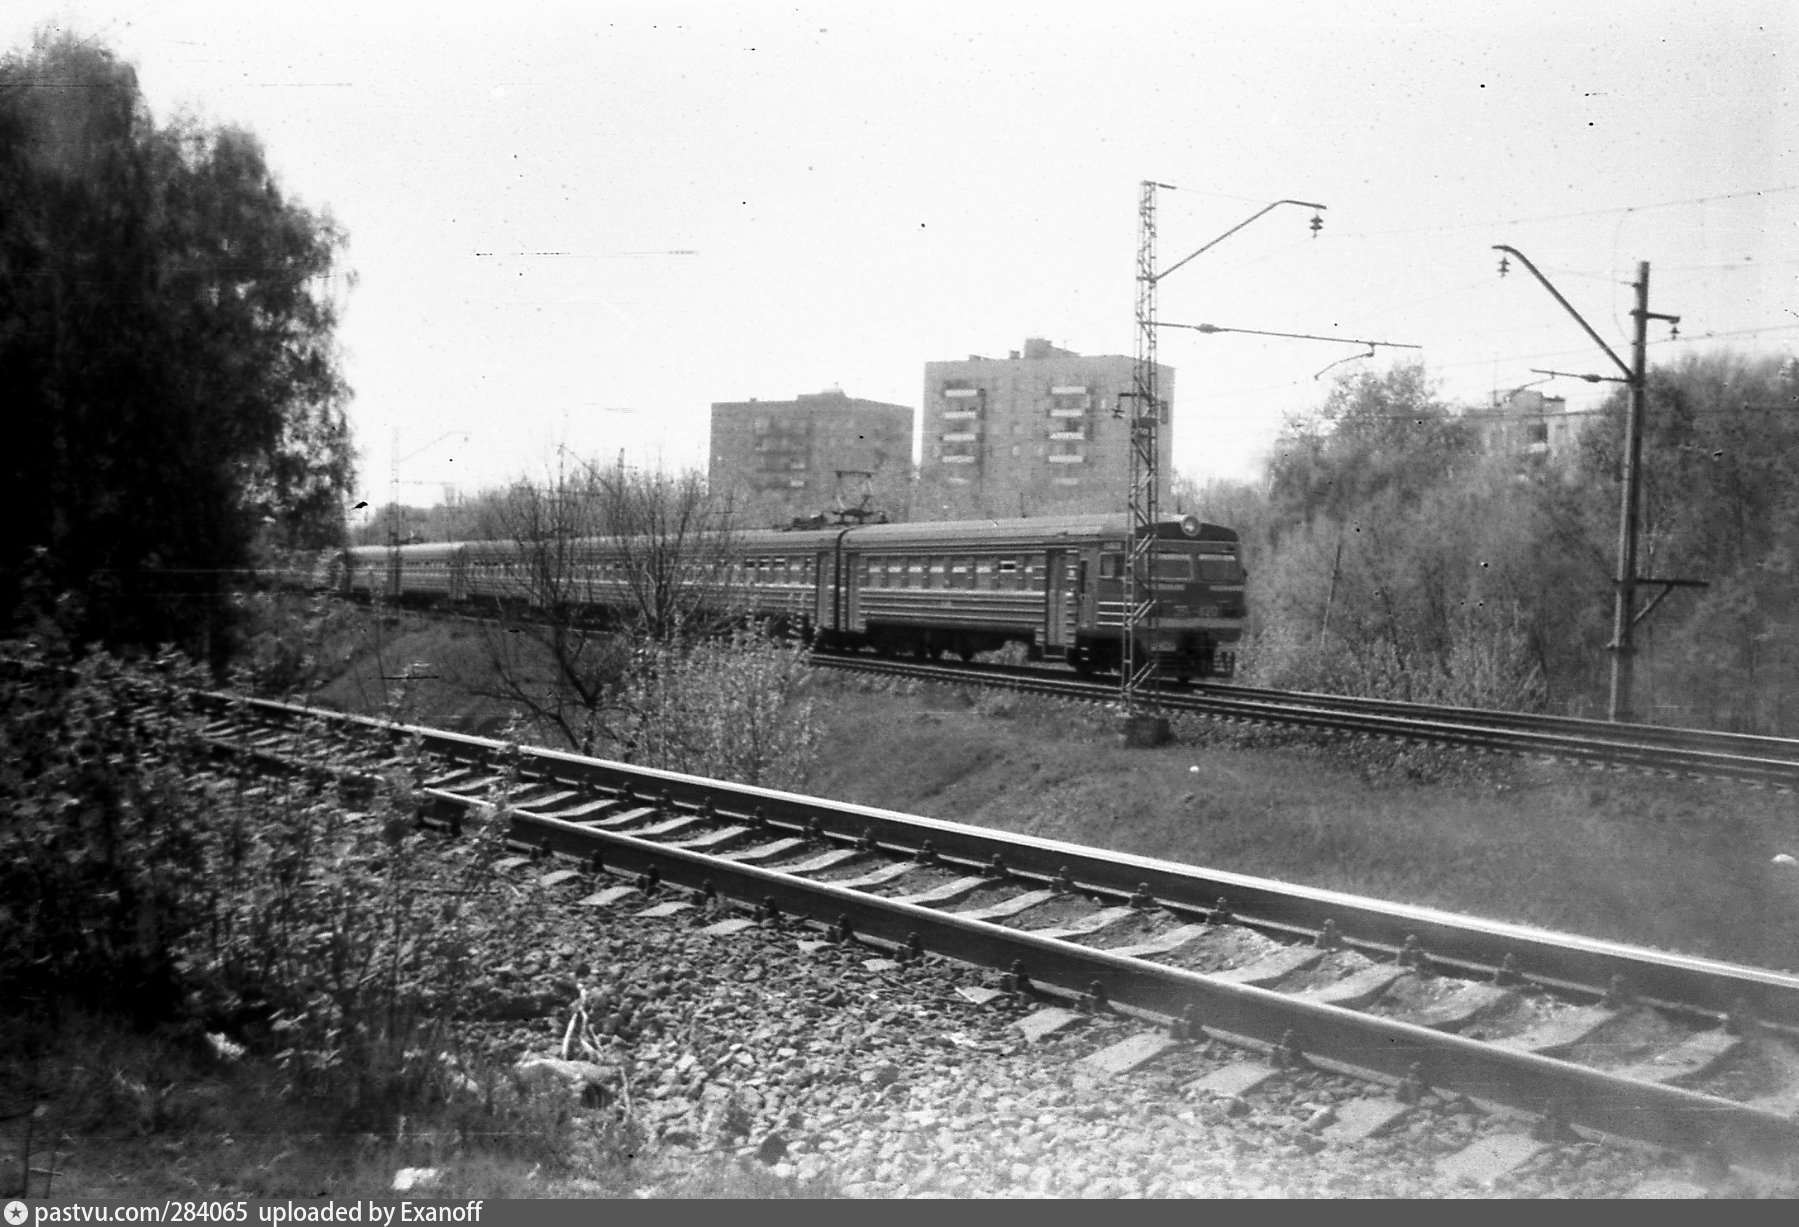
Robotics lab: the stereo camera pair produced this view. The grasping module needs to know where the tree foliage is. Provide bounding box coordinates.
[1571,352,1799,727]
[1266,362,1477,533]
[0,33,353,666]
[1238,349,1799,730]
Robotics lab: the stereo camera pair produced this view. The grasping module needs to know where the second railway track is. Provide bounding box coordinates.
[812,652,1799,787]
[190,687,1799,1180]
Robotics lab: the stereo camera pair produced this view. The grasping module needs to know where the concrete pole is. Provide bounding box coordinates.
[1607,262,1651,723]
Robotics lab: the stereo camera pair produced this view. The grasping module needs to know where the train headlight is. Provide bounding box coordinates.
[1179,514,1201,538]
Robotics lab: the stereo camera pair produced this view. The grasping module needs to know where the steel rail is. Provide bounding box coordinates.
[513,811,1799,1173]
[812,654,1799,785]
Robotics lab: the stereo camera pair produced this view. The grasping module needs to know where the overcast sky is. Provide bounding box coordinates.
[7,1,1797,520]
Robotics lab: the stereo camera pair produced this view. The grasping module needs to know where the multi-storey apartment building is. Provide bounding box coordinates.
[1464,387,1580,470]
[708,388,914,517]
[919,338,1172,516]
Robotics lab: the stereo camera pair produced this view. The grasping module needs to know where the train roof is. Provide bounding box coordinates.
[836,514,1236,550]
[343,513,1237,561]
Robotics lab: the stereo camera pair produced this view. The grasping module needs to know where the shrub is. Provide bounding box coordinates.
[0,640,521,1121]
[624,627,820,790]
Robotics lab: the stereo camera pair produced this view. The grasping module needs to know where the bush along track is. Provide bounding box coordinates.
[162,681,1799,1195]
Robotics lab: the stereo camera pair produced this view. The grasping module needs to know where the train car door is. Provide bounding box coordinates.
[1044,548,1069,656]
[814,550,834,634]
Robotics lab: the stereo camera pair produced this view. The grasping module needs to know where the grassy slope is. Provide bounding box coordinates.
[805,682,1799,973]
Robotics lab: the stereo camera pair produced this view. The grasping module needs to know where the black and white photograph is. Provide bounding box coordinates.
[2,0,1797,1202]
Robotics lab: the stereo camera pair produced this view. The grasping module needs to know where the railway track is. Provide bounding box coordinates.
[812,653,1799,788]
[188,687,1799,1183]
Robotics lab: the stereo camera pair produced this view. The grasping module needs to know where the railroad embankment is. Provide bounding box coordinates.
[808,676,1799,974]
[294,612,1799,974]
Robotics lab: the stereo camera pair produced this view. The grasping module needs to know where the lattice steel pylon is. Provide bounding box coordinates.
[1119,180,1171,718]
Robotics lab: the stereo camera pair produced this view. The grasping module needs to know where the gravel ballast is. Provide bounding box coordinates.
[447,858,1763,1199]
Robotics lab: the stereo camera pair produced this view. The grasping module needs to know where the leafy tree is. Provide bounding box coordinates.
[1265,362,1476,534]
[1574,352,1799,728]
[0,33,353,668]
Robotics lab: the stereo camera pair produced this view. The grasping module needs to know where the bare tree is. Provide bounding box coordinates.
[466,456,741,754]
[588,458,738,641]
[466,460,626,753]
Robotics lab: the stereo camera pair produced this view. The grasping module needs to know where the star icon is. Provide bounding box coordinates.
[5,1200,29,1226]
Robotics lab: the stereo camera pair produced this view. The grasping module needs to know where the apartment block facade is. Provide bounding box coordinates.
[1464,388,1580,470]
[709,388,914,515]
[919,338,1172,516]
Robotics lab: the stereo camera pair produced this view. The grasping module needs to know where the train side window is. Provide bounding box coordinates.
[928,558,947,589]
[906,559,923,589]
[949,558,970,588]
[997,558,1019,591]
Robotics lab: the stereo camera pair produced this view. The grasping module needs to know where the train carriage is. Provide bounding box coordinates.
[824,513,1243,677]
[341,544,392,601]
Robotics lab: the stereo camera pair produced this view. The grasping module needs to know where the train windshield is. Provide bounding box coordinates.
[1196,555,1243,583]
[1152,555,1193,581]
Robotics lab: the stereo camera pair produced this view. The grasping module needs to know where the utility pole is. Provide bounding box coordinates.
[1609,261,1690,722]
[1120,181,1171,738]
[1493,248,1691,722]
[1120,186,1340,742]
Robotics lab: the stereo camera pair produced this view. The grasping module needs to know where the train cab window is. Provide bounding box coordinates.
[1197,554,1243,583]
[1154,554,1194,582]
[1099,554,1123,581]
